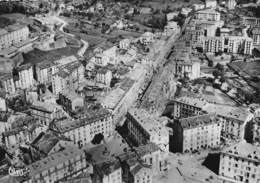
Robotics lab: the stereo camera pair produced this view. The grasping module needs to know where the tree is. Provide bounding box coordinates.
[212,70,223,78]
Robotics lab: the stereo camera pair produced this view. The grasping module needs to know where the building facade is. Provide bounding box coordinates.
[170,113,221,153]
[226,0,236,10]
[24,147,90,183]
[219,141,260,183]
[0,25,29,50]
[51,107,113,147]
[195,9,220,21]
[126,108,169,152]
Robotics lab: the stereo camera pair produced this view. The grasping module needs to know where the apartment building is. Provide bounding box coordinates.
[203,36,224,53]
[174,59,200,79]
[92,160,122,183]
[91,46,118,66]
[205,0,217,8]
[170,113,221,153]
[252,28,260,46]
[195,9,220,21]
[51,106,113,147]
[168,97,207,119]
[245,117,260,145]
[226,0,236,10]
[129,163,152,183]
[119,39,131,50]
[96,68,112,86]
[243,17,260,27]
[139,32,154,45]
[59,90,84,112]
[30,101,65,126]
[14,64,34,90]
[203,36,253,55]
[35,55,78,84]
[204,103,254,140]
[24,147,90,183]
[0,24,29,50]
[0,73,16,94]
[219,141,260,183]
[52,61,85,95]
[126,108,169,152]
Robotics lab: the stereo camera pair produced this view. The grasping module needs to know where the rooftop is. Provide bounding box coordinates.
[28,147,85,176]
[53,106,111,133]
[203,103,251,123]
[127,108,168,138]
[23,47,78,65]
[175,96,208,109]
[223,140,260,162]
[178,113,219,129]
[31,131,71,155]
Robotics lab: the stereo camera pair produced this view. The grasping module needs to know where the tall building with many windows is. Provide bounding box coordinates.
[126,108,169,152]
[0,25,29,50]
[226,0,236,10]
[170,113,221,153]
[219,141,260,183]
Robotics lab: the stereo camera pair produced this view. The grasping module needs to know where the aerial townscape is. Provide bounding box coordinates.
[0,0,260,182]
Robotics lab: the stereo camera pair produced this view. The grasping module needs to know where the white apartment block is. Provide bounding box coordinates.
[52,61,84,95]
[35,55,78,84]
[226,0,236,10]
[174,60,200,79]
[219,141,260,183]
[195,9,220,21]
[205,0,217,8]
[203,36,253,55]
[30,101,65,126]
[0,73,16,94]
[171,113,221,153]
[51,107,113,147]
[126,108,169,152]
[24,147,90,183]
[0,25,29,50]
[252,28,260,46]
[14,64,34,90]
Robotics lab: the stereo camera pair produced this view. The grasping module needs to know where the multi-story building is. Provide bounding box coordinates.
[139,32,154,45]
[129,163,152,183]
[14,64,34,90]
[245,117,260,145]
[203,36,224,53]
[92,160,122,183]
[203,36,253,55]
[243,17,260,27]
[205,0,217,8]
[24,147,91,183]
[119,39,131,50]
[164,21,179,36]
[30,101,65,126]
[0,24,29,50]
[226,0,236,10]
[204,103,254,140]
[52,61,85,95]
[91,46,118,66]
[51,106,113,147]
[59,90,84,112]
[252,27,260,46]
[168,97,207,119]
[35,55,78,85]
[126,108,169,152]
[0,73,16,94]
[219,141,260,183]
[96,68,112,86]
[170,113,221,153]
[174,59,200,79]
[195,9,220,21]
